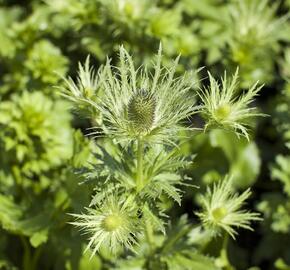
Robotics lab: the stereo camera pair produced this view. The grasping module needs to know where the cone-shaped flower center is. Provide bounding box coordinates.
[212,206,228,222]
[102,214,123,232]
[83,87,93,98]
[128,89,156,133]
[214,104,231,121]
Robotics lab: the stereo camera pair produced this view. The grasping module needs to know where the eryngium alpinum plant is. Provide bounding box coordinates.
[62,46,262,265]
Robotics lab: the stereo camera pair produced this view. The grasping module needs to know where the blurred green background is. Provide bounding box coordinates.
[0,0,289,269]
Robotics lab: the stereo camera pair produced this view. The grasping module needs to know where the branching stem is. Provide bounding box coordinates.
[145,220,155,253]
[220,233,235,270]
[136,139,155,252]
[161,224,195,254]
[136,138,144,192]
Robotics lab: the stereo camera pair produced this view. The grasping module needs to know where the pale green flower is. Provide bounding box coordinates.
[60,55,104,123]
[196,176,261,239]
[70,195,140,257]
[198,69,263,140]
[89,45,198,145]
[229,0,287,47]
[227,0,288,85]
[101,0,152,22]
[61,56,100,106]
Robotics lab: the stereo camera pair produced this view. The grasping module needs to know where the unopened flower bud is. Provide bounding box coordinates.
[128,89,156,133]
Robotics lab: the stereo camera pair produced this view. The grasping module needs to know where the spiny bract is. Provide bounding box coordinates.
[229,0,287,46]
[69,195,140,257]
[88,45,199,145]
[196,176,261,239]
[198,68,263,140]
[60,56,100,107]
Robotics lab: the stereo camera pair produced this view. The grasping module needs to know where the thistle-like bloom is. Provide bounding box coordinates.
[196,176,261,239]
[61,56,100,104]
[89,45,198,145]
[229,0,287,46]
[70,195,139,257]
[198,69,263,140]
[227,0,288,86]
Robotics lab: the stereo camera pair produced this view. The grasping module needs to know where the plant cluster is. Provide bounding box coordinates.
[0,0,289,270]
[62,46,262,269]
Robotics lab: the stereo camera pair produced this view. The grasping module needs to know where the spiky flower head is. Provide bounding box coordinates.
[103,0,151,22]
[61,56,100,105]
[229,0,286,47]
[127,89,157,133]
[196,176,261,239]
[90,45,198,145]
[70,195,140,257]
[198,69,263,140]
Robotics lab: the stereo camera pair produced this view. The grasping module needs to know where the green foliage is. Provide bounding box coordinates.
[227,0,288,85]
[0,91,72,178]
[209,130,261,188]
[0,0,289,269]
[0,194,51,248]
[79,46,198,146]
[63,46,263,270]
[25,40,68,84]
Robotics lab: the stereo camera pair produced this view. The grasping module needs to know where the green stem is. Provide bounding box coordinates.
[222,232,228,255]
[136,138,144,192]
[20,237,43,270]
[135,140,155,253]
[161,224,194,254]
[31,246,42,270]
[220,233,235,270]
[21,236,31,270]
[145,220,154,253]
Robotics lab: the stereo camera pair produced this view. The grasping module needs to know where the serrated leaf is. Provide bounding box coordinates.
[0,195,52,247]
[164,252,219,270]
[155,180,182,205]
[30,230,48,248]
[142,204,166,234]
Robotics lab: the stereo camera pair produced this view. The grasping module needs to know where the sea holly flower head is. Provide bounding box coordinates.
[196,176,261,239]
[70,195,140,257]
[127,88,157,133]
[226,0,289,87]
[89,45,199,146]
[198,68,263,140]
[61,56,100,105]
[229,0,287,47]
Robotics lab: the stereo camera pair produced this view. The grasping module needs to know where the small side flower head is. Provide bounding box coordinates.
[196,176,261,239]
[69,195,140,257]
[89,45,198,145]
[60,55,100,105]
[198,68,263,140]
[229,0,287,46]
